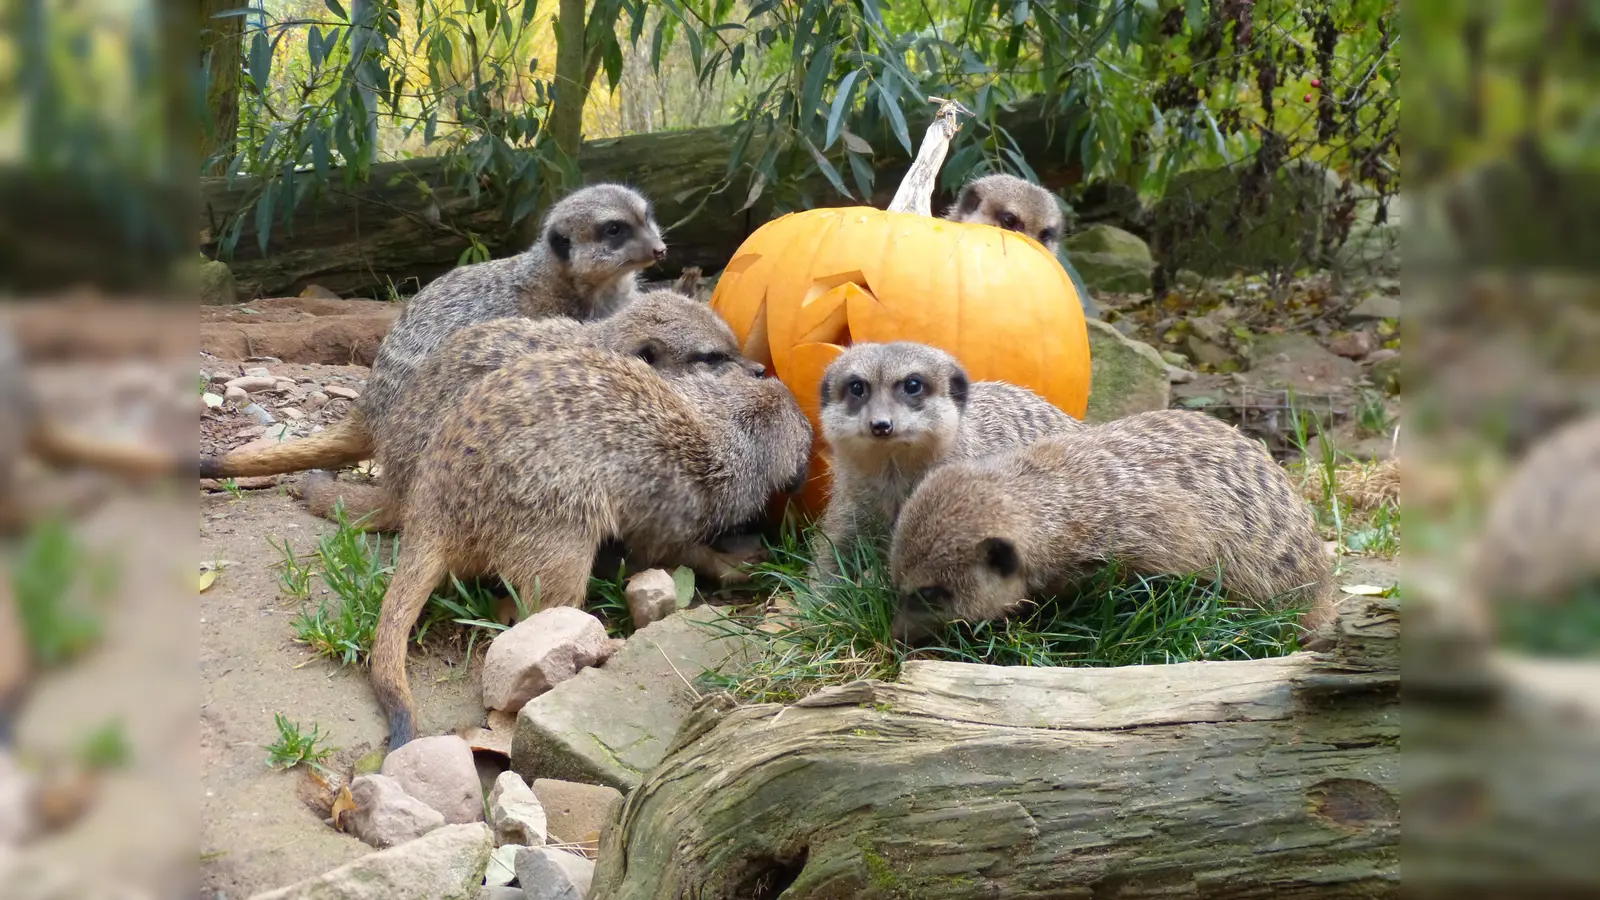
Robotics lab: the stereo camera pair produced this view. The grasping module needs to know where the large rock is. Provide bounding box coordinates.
[530,779,624,847]
[482,607,614,715]
[1084,319,1170,424]
[380,735,485,825]
[198,258,238,306]
[347,774,446,850]
[488,771,548,848]
[514,847,595,900]
[511,606,754,791]
[1063,225,1154,294]
[246,822,493,900]
[1151,161,1341,276]
[1244,332,1362,394]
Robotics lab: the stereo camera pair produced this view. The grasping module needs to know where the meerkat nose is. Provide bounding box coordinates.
[652,245,667,262]
[870,419,894,437]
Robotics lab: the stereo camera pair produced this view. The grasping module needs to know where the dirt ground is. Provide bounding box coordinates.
[186,284,1403,897]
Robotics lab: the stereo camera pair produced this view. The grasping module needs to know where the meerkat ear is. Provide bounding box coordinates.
[632,341,660,366]
[978,537,1020,578]
[947,371,969,408]
[547,229,572,261]
[956,184,983,216]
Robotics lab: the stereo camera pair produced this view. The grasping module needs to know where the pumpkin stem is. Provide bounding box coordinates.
[886,97,973,216]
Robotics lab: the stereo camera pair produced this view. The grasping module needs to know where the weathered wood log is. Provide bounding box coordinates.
[590,596,1401,899]
[200,97,1085,299]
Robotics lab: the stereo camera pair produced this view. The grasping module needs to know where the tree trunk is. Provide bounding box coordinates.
[589,596,1401,899]
[200,97,1085,299]
[549,0,591,160]
[200,0,245,174]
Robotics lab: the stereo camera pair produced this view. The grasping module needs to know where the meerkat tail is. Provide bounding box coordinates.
[29,420,187,479]
[370,541,448,750]
[301,475,401,533]
[199,411,373,479]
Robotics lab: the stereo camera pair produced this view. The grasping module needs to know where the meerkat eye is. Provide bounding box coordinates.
[603,221,626,237]
[847,378,867,398]
[998,211,1020,230]
[1038,228,1057,244]
[692,352,730,367]
[902,376,924,396]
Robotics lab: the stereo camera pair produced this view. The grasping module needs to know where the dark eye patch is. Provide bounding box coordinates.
[847,378,868,399]
[901,375,925,396]
[909,586,952,610]
[997,210,1021,231]
[599,219,632,247]
[1038,227,1058,244]
[691,352,730,366]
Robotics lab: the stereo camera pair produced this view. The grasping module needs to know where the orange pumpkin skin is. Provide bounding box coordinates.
[711,206,1091,518]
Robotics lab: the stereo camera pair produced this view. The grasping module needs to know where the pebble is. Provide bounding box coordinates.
[1329,331,1374,359]
[481,608,614,715]
[202,392,225,409]
[305,392,330,411]
[223,375,278,394]
[243,366,271,379]
[379,736,486,825]
[224,385,249,405]
[273,379,299,393]
[324,385,362,401]
[624,569,678,630]
[279,407,306,421]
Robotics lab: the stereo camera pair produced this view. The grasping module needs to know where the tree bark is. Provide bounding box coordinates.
[549,0,591,160]
[200,97,1085,299]
[200,0,245,174]
[590,596,1401,899]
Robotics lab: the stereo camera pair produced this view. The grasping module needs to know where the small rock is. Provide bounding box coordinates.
[246,822,492,900]
[244,367,272,379]
[202,392,225,409]
[488,771,547,848]
[198,258,237,306]
[264,423,293,441]
[1328,331,1373,358]
[529,780,622,848]
[224,385,250,405]
[274,379,300,393]
[1063,225,1154,294]
[380,736,486,825]
[347,774,446,850]
[240,402,278,426]
[624,569,677,629]
[1159,349,1189,368]
[325,385,362,401]
[233,425,268,440]
[1084,319,1170,424]
[485,844,522,887]
[279,407,306,421]
[482,608,612,715]
[1174,269,1205,289]
[306,392,330,411]
[1346,294,1401,322]
[1166,365,1195,384]
[514,847,595,900]
[1185,335,1235,369]
[224,375,279,394]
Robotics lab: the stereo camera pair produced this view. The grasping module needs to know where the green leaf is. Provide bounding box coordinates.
[1011,0,1030,27]
[650,20,667,71]
[1077,0,1099,28]
[730,42,745,77]
[603,36,624,89]
[803,135,851,199]
[307,26,324,68]
[846,148,875,198]
[671,567,696,609]
[325,0,347,20]
[254,184,276,256]
[685,24,703,72]
[1185,0,1205,30]
[522,0,541,27]
[248,31,270,91]
[800,42,835,129]
[878,84,912,156]
[825,67,862,150]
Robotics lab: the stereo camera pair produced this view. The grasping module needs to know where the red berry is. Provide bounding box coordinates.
[1310,78,1321,88]
[1304,93,1312,102]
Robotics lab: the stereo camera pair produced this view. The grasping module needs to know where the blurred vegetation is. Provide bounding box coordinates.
[192,0,1399,256]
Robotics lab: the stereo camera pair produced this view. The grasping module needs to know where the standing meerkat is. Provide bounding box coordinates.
[812,342,1083,575]
[299,289,765,531]
[945,173,1100,319]
[199,183,668,479]
[889,409,1337,645]
[370,347,812,748]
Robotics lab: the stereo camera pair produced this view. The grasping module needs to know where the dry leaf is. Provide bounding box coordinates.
[330,783,357,832]
[1340,583,1390,596]
[198,569,219,593]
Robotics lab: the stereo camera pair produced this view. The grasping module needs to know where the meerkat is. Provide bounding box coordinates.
[1472,412,1600,612]
[812,342,1082,575]
[297,289,765,532]
[199,182,668,479]
[889,409,1337,645]
[368,347,811,748]
[945,173,1100,319]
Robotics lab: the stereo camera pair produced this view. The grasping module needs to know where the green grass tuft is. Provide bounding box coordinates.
[705,523,1307,705]
[12,518,112,667]
[265,713,336,771]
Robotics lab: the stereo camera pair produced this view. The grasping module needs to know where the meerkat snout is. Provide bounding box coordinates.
[870,418,894,437]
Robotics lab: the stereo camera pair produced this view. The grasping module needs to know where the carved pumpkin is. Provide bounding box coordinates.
[710,194,1091,516]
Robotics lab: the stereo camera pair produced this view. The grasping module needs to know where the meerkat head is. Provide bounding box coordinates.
[540,183,667,285]
[946,174,1065,253]
[819,342,968,473]
[889,465,1032,643]
[600,289,765,379]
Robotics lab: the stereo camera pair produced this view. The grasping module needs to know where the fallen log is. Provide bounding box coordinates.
[591,595,1401,899]
[200,97,1085,299]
